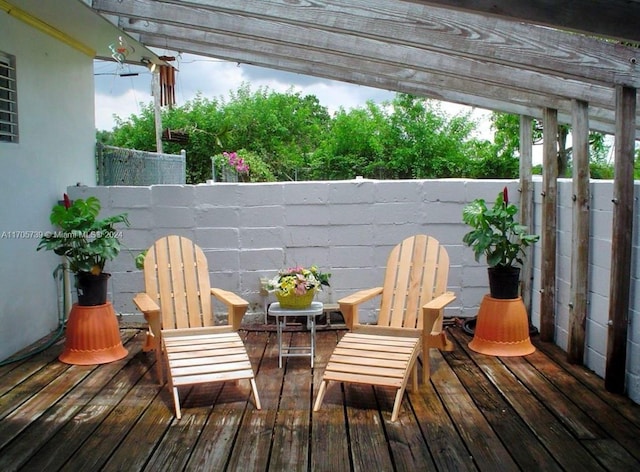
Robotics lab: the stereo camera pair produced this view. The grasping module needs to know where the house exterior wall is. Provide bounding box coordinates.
[64,178,640,403]
[0,13,97,361]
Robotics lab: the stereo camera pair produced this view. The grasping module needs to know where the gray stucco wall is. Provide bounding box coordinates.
[65,177,640,403]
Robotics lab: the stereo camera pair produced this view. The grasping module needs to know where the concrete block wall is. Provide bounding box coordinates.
[67,179,516,323]
[528,179,640,402]
[67,177,640,403]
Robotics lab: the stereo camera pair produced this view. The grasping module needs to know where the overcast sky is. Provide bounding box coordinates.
[94,52,492,137]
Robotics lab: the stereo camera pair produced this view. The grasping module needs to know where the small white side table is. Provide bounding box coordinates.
[268,301,324,368]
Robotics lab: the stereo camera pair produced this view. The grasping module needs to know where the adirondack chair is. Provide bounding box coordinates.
[133,235,261,419]
[313,235,455,421]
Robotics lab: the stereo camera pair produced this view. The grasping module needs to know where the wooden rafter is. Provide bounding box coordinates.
[409,0,640,44]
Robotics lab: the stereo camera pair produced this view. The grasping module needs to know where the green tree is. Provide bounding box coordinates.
[110,103,157,151]
[107,86,330,183]
[220,84,330,180]
[164,95,229,183]
[385,94,479,178]
[491,112,613,179]
[105,87,509,182]
[310,101,390,179]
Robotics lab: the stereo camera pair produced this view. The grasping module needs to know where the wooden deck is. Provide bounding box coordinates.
[1,323,640,471]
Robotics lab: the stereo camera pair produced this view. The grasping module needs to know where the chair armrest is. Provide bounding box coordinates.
[422,291,456,311]
[211,288,249,331]
[422,291,456,336]
[133,292,161,354]
[133,292,160,314]
[338,287,383,329]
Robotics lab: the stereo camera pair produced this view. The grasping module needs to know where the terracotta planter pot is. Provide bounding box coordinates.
[468,295,535,356]
[59,302,128,365]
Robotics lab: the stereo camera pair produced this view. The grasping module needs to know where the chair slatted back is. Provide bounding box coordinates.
[143,235,214,329]
[377,235,450,330]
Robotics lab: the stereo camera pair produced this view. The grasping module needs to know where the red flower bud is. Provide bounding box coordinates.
[503,187,509,205]
[63,193,71,209]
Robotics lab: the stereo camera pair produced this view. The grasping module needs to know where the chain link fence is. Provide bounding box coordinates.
[96,143,186,185]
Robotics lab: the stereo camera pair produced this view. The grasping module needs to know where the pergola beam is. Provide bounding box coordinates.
[93,0,640,136]
[95,0,640,87]
[136,31,638,137]
[540,108,558,342]
[568,100,590,364]
[408,0,640,44]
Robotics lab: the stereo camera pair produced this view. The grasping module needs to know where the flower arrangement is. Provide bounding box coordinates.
[268,265,331,297]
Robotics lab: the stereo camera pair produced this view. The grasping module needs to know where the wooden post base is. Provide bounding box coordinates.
[468,295,535,357]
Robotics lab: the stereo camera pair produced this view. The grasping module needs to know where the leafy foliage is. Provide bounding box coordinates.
[212,149,275,182]
[310,102,390,179]
[462,188,539,268]
[37,196,130,274]
[109,86,626,182]
[490,112,617,179]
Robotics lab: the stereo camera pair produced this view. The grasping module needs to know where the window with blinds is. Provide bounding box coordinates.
[0,52,18,143]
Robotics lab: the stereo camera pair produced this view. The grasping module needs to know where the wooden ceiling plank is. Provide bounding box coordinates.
[124,19,636,119]
[142,35,638,137]
[161,0,640,87]
[110,12,621,110]
[406,0,640,44]
[92,0,640,87]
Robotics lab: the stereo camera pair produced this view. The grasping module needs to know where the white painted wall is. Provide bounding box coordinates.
[0,14,97,361]
[64,178,640,403]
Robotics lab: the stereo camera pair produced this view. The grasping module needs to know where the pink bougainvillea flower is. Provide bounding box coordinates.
[223,151,249,174]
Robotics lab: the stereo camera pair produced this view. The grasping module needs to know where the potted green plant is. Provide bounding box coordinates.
[462,187,539,299]
[37,194,130,306]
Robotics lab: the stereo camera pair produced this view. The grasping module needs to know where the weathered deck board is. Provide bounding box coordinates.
[449,329,605,471]
[310,329,350,472]
[227,330,281,471]
[0,334,140,471]
[1,326,640,471]
[429,348,520,471]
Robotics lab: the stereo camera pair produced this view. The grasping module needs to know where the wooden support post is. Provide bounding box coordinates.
[605,86,636,393]
[567,100,590,364]
[519,115,534,315]
[540,108,558,342]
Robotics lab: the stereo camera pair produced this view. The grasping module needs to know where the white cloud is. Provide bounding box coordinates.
[94,52,492,136]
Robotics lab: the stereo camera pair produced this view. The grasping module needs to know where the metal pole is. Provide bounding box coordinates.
[152,70,163,153]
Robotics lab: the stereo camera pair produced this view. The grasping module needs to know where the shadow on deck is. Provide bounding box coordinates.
[1,325,640,471]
